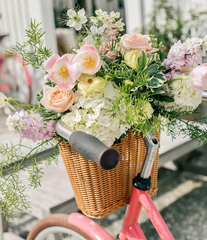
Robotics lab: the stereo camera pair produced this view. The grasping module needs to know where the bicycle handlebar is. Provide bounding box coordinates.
[55,121,120,170]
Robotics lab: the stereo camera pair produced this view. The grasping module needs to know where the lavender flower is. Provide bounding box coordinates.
[6,110,56,142]
[163,37,207,79]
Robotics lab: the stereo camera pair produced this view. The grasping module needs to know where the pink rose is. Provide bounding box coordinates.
[40,86,75,112]
[121,33,158,54]
[190,63,207,92]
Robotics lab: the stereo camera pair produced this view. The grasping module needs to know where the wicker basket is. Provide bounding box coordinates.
[58,129,160,219]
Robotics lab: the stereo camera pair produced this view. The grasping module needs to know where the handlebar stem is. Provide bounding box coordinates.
[202,91,207,101]
[140,132,159,179]
[55,121,74,141]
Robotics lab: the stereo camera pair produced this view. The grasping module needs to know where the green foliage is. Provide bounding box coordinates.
[0,139,58,220]
[7,20,52,69]
[153,94,174,103]
[166,113,207,146]
[142,0,207,60]
[36,89,44,102]
[137,50,148,71]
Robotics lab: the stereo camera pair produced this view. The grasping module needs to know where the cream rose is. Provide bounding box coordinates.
[122,33,158,54]
[40,86,75,113]
[124,50,140,69]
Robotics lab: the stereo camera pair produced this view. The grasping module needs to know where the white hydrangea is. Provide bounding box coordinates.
[61,81,129,146]
[161,73,202,112]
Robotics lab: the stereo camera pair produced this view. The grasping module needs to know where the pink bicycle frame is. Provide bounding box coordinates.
[119,187,175,240]
[67,185,175,240]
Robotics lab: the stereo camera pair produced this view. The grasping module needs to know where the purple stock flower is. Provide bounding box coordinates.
[163,37,207,80]
[6,110,56,142]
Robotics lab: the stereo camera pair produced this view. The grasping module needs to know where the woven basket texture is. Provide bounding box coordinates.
[58,129,160,219]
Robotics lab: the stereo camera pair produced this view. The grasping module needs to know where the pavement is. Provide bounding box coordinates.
[1,108,207,239]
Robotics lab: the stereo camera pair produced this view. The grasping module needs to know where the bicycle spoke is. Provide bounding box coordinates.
[0,56,32,104]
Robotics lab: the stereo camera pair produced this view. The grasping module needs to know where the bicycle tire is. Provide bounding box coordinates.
[0,55,32,104]
[26,214,93,240]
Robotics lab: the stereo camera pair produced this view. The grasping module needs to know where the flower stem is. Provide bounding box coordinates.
[83,24,90,34]
[164,77,189,84]
[8,98,37,110]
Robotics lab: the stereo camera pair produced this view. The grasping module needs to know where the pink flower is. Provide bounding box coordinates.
[44,54,81,90]
[163,37,206,74]
[6,110,56,142]
[106,51,119,60]
[121,33,158,54]
[73,45,102,75]
[40,85,75,112]
[190,63,207,92]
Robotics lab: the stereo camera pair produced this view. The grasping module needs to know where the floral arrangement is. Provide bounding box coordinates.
[1,8,207,219]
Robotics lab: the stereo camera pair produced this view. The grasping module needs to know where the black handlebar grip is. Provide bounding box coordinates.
[69,131,119,170]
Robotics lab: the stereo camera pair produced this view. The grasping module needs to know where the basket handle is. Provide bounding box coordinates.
[55,121,120,170]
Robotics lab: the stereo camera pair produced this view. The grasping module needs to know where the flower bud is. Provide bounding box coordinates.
[124,80,133,86]
[190,63,207,92]
[124,50,140,69]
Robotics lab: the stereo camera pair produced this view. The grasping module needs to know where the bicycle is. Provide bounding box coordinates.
[0,34,32,108]
[26,119,176,240]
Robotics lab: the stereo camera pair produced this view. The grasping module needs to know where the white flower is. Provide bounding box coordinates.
[110,11,120,19]
[103,81,117,99]
[161,73,202,112]
[67,9,87,31]
[144,102,154,119]
[84,26,107,44]
[90,26,105,34]
[115,19,125,31]
[61,81,129,146]
[0,92,15,111]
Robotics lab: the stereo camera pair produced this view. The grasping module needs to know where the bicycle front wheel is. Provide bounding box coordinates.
[27,214,93,240]
[0,55,32,103]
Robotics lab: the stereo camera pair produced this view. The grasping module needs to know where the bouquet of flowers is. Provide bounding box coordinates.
[1,8,207,219]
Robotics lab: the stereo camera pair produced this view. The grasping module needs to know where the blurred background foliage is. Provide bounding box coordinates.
[141,0,207,61]
[53,0,125,28]
[53,0,207,61]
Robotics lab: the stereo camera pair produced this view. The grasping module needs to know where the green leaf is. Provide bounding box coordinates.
[45,80,56,87]
[36,89,43,102]
[137,50,148,71]
[158,65,167,71]
[148,77,165,88]
[149,89,165,95]
[130,86,139,92]
[147,53,159,65]
[154,72,166,81]
[153,95,174,102]
[143,64,159,76]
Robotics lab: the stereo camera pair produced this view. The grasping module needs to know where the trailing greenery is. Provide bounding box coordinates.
[0,139,58,220]
[7,20,52,69]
